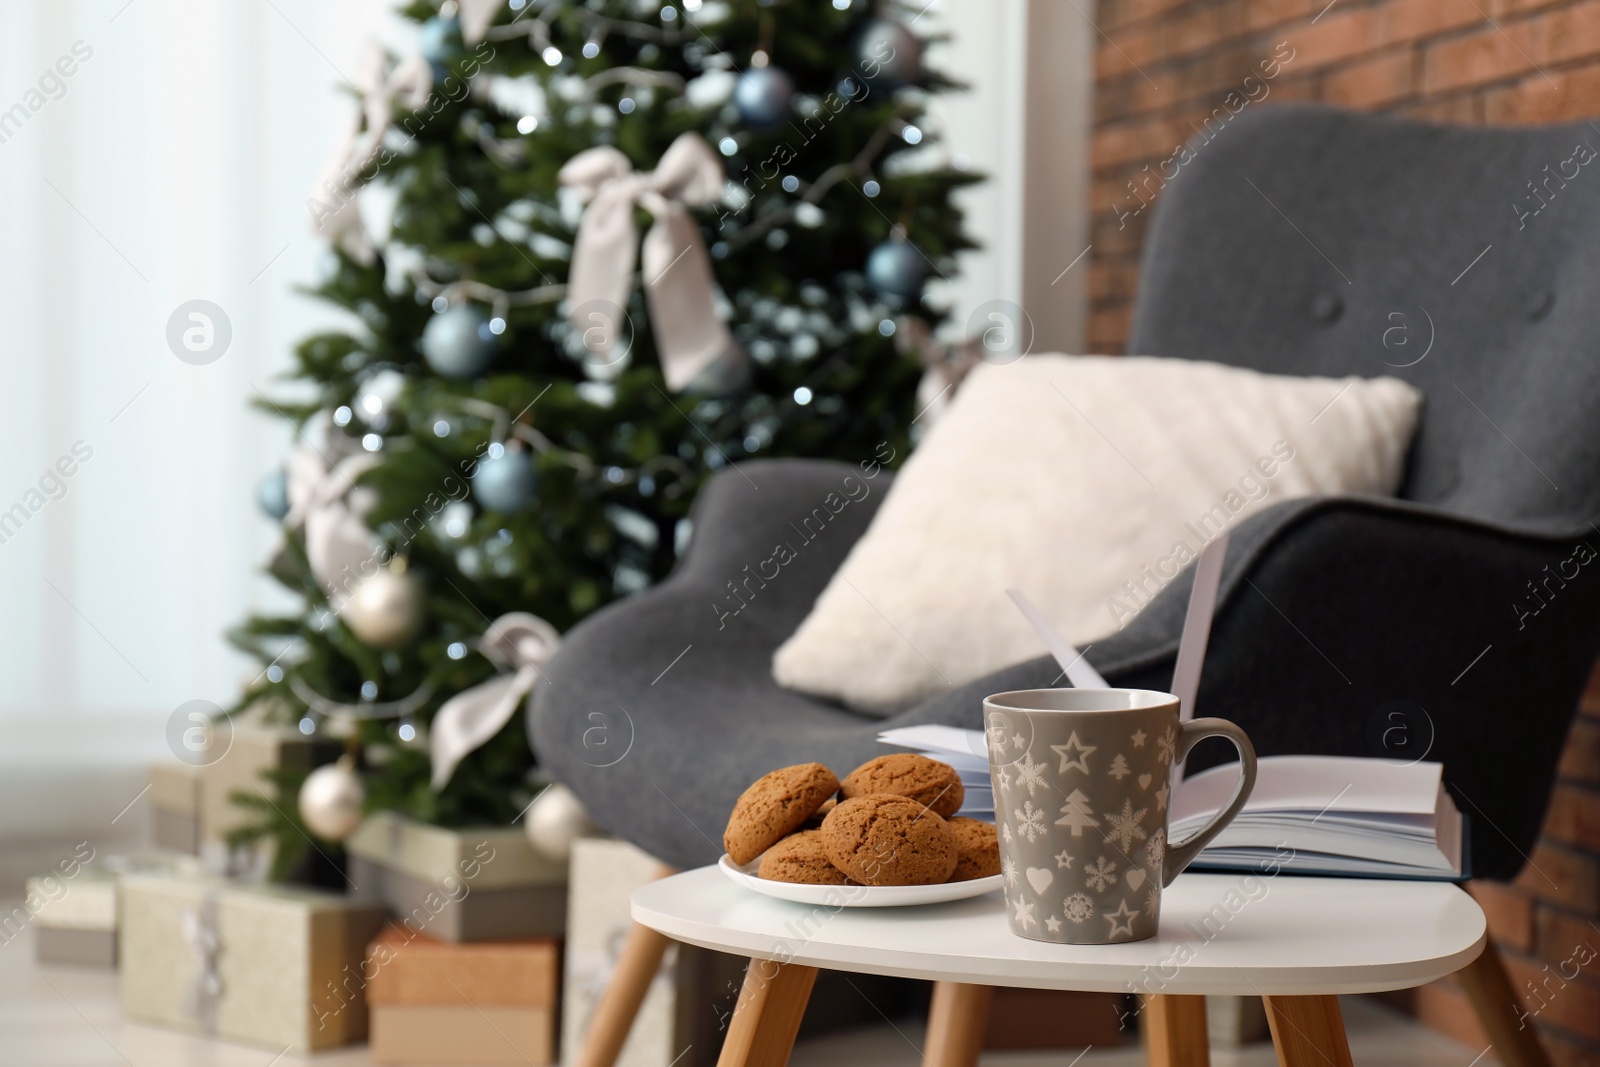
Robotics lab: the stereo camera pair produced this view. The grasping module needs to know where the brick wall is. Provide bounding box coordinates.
[1087,2,1600,1062]
[1087,0,1600,351]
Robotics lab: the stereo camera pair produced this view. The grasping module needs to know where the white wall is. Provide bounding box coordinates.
[925,0,1094,354]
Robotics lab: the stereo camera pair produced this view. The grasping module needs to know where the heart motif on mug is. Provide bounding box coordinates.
[1125,868,1148,892]
[1138,773,1152,789]
[1025,867,1053,894]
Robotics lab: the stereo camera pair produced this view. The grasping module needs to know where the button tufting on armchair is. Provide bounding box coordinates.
[532,104,1600,1067]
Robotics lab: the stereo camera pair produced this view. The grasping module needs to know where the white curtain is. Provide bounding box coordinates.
[0,1,394,846]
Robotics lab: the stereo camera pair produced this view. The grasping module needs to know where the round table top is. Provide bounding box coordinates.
[631,866,1485,996]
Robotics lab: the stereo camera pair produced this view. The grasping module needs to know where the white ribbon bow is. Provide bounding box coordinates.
[459,0,504,45]
[309,42,432,263]
[559,133,742,391]
[180,897,223,1033]
[430,612,562,789]
[284,445,384,612]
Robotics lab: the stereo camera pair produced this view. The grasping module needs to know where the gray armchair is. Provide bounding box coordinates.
[534,104,1600,885]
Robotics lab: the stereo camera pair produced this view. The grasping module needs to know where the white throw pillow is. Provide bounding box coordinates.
[772,355,1422,715]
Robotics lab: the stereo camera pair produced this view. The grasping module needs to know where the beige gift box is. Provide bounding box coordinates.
[148,762,201,855]
[119,874,386,1052]
[346,811,566,942]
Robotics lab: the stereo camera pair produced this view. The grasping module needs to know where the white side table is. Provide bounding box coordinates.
[632,867,1489,1067]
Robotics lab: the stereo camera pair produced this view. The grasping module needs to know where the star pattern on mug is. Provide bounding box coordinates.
[1131,728,1147,748]
[1045,914,1062,933]
[1054,849,1075,869]
[1050,731,1096,775]
[1104,899,1140,939]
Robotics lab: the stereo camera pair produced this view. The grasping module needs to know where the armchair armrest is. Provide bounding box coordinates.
[1093,495,1600,880]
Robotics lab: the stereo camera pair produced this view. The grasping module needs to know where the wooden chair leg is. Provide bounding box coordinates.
[1143,994,1210,1067]
[716,959,819,1067]
[574,865,678,1067]
[923,982,993,1067]
[1262,995,1353,1067]
[1457,937,1552,1067]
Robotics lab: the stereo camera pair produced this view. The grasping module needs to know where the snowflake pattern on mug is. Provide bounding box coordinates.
[1012,896,1036,929]
[1085,855,1118,892]
[1002,856,1018,888]
[1013,801,1048,842]
[1014,752,1049,796]
[1145,829,1166,870]
[1156,725,1178,765]
[1063,892,1094,924]
[1102,799,1149,853]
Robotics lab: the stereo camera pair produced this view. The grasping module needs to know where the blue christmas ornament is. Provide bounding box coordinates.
[421,305,497,379]
[473,449,539,512]
[257,467,290,520]
[419,16,463,64]
[733,66,795,130]
[866,240,929,301]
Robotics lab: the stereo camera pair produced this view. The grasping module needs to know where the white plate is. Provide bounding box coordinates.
[717,854,1003,908]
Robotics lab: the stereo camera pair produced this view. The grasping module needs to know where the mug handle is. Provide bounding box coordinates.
[1161,718,1257,887]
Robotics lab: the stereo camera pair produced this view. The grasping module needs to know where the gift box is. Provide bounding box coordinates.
[198,722,333,846]
[28,862,117,968]
[119,873,386,1052]
[346,811,566,942]
[365,926,559,1064]
[149,762,201,855]
[563,839,920,1067]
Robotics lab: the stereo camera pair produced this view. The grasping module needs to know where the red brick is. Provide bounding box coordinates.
[1505,953,1600,1036]
[1286,8,1378,70]
[1536,906,1600,961]
[1470,881,1537,950]
[1242,0,1330,35]
[1423,21,1539,94]
[1087,305,1133,354]
[1100,0,1193,33]
[1514,843,1600,913]
[1543,786,1600,852]
[1559,718,1600,788]
[1096,24,1161,83]
[1379,0,1487,46]
[1324,48,1418,106]
[1159,2,1247,60]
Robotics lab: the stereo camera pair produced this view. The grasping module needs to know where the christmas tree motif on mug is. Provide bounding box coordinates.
[1108,753,1131,780]
[1055,789,1098,836]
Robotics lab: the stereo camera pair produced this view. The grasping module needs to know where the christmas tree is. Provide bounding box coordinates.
[228,0,978,872]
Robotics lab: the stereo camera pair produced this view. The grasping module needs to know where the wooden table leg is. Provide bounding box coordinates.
[923,982,993,1067]
[574,865,677,1067]
[716,959,819,1067]
[1262,996,1353,1067]
[1457,938,1552,1067]
[1143,994,1210,1067]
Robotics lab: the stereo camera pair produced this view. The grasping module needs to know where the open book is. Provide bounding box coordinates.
[878,726,1467,881]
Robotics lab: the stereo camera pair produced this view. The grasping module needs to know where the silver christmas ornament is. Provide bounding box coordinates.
[733,66,794,130]
[857,18,923,91]
[421,305,498,379]
[257,467,290,520]
[524,783,598,862]
[298,758,366,840]
[343,561,425,648]
[473,448,539,512]
[866,240,930,301]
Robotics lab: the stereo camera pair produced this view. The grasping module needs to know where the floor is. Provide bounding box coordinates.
[0,918,1498,1067]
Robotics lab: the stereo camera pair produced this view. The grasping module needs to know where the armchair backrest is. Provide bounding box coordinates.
[1129,104,1600,533]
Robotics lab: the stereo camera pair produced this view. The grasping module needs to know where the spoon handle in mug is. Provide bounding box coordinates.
[1161,718,1257,887]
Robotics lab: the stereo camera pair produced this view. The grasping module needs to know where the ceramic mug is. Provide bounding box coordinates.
[984,688,1256,945]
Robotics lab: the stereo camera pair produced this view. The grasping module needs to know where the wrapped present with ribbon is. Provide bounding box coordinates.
[118,874,386,1053]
